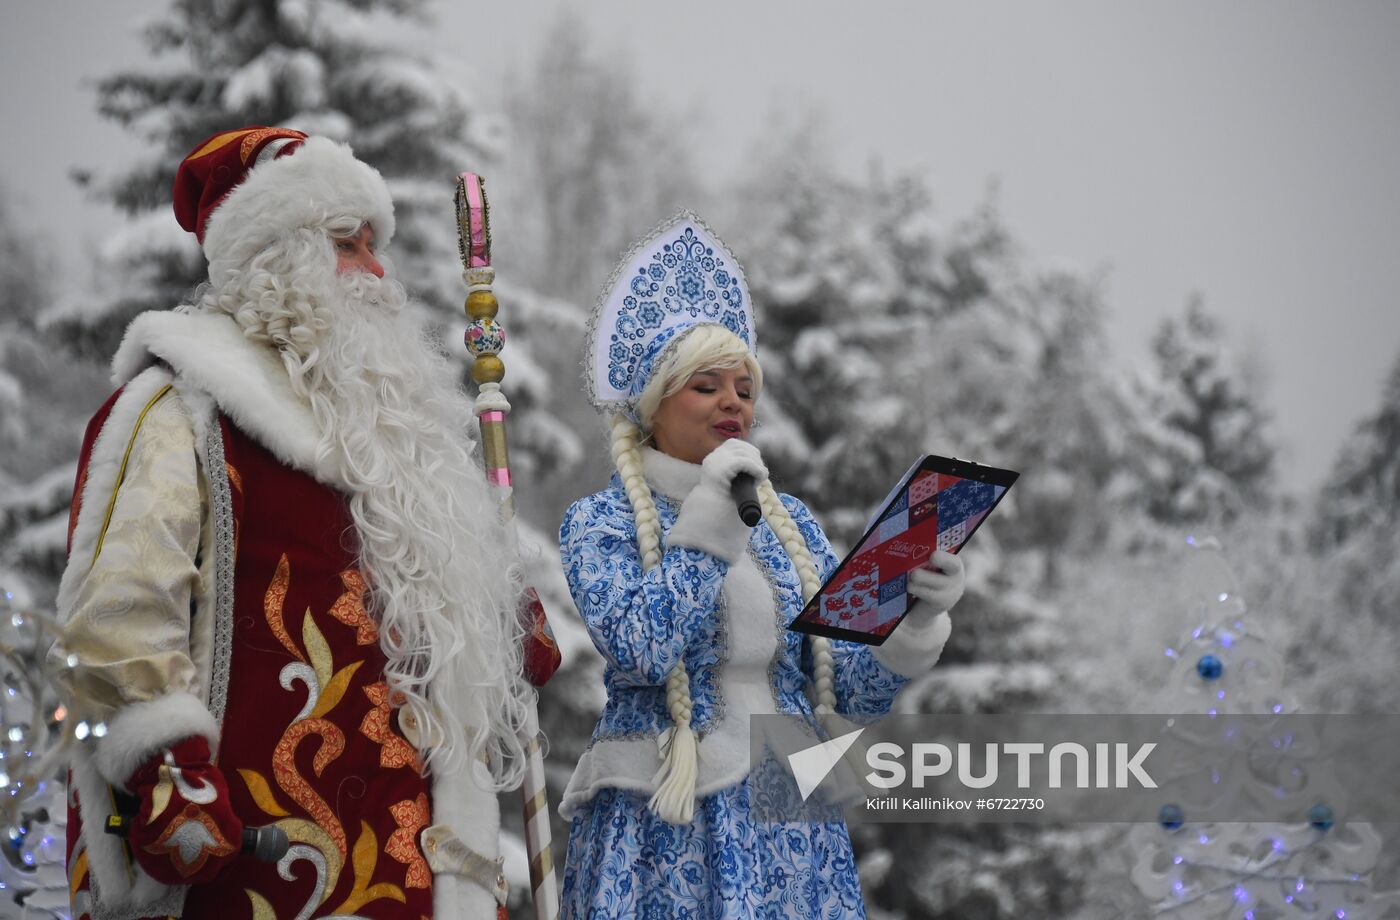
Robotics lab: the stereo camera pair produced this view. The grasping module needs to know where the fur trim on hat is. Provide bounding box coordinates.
[201,135,395,276]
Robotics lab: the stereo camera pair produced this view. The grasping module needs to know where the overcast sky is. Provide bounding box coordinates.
[3,1,1398,496]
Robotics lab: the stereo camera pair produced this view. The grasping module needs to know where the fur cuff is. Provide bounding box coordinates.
[873,609,952,678]
[430,757,503,919]
[93,692,219,789]
[667,481,752,564]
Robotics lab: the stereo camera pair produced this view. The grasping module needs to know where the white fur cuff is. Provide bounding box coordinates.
[93,691,219,789]
[873,609,952,678]
[666,482,753,564]
[430,757,502,920]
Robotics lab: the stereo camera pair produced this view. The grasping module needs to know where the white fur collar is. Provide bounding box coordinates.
[112,310,342,487]
[641,446,702,501]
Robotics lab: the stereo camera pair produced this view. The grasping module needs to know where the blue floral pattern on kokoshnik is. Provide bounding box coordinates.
[586,211,757,423]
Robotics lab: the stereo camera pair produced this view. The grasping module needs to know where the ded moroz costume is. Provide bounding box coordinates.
[49,127,545,920]
[557,213,964,917]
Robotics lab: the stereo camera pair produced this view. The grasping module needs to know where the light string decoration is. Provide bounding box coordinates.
[455,173,559,920]
[1128,538,1400,919]
[0,588,73,917]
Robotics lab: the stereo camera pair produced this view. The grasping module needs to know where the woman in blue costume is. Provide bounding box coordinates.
[559,212,967,918]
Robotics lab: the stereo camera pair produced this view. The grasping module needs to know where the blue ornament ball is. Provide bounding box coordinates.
[1197,654,1224,681]
[1159,804,1184,830]
[1308,804,1334,831]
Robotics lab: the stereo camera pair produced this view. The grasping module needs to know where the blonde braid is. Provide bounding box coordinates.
[757,482,837,714]
[610,415,662,569]
[609,413,698,823]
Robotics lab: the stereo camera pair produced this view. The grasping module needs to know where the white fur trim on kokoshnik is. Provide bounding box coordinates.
[201,135,395,277]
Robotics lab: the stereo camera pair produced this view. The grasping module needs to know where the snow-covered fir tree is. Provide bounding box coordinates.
[1313,350,1400,549]
[727,125,1118,920]
[43,0,577,483]
[1295,351,1400,696]
[1136,297,1276,527]
[0,187,108,604]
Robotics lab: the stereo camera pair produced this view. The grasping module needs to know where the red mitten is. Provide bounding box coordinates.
[123,735,244,885]
[520,587,561,687]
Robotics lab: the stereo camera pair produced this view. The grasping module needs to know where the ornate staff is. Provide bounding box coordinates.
[455,173,560,920]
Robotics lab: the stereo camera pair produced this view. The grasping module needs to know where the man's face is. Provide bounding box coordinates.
[334,224,384,278]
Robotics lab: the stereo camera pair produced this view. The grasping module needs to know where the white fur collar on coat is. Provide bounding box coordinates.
[112,309,345,488]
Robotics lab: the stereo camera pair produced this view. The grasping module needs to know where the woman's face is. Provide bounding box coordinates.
[650,366,756,465]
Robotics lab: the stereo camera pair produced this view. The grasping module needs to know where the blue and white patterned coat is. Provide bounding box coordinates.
[558,448,945,918]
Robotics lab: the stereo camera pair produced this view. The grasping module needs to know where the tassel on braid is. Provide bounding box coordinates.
[610,414,698,823]
[757,482,836,714]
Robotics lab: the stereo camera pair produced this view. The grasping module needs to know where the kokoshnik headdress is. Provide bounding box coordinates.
[586,211,757,424]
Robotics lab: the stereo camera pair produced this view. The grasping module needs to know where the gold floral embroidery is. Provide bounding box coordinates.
[328,570,378,645]
[302,607,334,689]
[226,461,243,555]
[359,682,421,770]
[238,126,305,164]
[264,554,303,662]
[148,764,175,822]
[274,818,344,895]
[386,794,431,889]
[273,718,348,858]
[245,888,277,920]
[310,660,363,721]
[142,803,237,878]
[68,848,88,904]
[237,768,291,818]
[225,462,243,497]
[331,820,407,915]
[186,129,247,161]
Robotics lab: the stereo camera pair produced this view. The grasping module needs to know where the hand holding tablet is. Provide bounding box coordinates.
[907,549,965,612]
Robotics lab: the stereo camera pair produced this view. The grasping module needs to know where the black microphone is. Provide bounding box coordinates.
[242,824,291,862]
[731,473,762,527]
[106,814,289,864]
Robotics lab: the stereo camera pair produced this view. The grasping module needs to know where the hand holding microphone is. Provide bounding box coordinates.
[669,440,768,563]
[699,439,767,528]
[111,735,279,884]
[107,812,290,864]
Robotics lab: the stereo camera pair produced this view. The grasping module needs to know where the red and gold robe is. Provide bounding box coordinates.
[52,311,530,920]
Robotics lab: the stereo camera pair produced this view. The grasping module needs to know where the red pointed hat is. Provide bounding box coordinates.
[173,126,395,272]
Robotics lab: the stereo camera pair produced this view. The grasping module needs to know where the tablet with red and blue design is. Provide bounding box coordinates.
[789,455,1018,646]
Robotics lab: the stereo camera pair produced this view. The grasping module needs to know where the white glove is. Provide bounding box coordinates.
[698,438,768,492]
[668,440,768,564]
[872,551,963,677]
[907,550,965,613]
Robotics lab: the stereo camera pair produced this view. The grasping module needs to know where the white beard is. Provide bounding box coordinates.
[256,264,532,786]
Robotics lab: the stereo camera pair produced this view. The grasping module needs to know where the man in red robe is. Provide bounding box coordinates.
[49,127,547,920]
